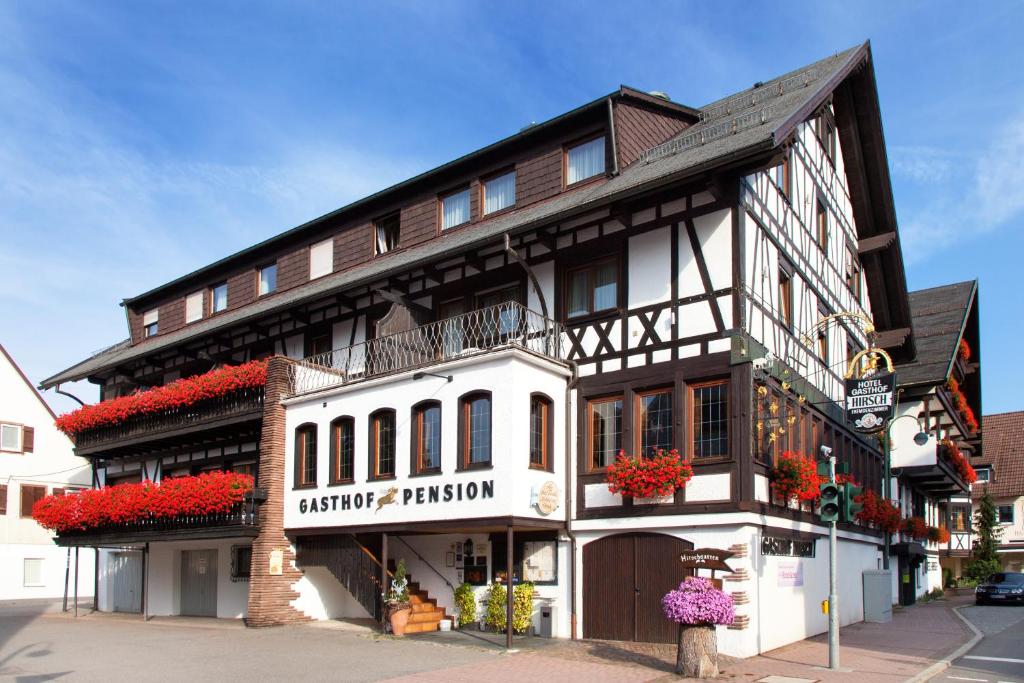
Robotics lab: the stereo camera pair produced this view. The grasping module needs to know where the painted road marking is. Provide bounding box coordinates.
[963,656,1024,664]
[947,677,988,682]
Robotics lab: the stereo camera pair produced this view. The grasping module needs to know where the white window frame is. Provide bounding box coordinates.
[0,423,22,452]
[441,188,471,230]
[309,239,333,280]
[258,264,277,296]
[566,136,606,185]
[23,558,44,587]
[482,171,516,216]
[185,291,204,323]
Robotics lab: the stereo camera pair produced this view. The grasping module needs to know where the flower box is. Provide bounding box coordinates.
[855,489,901,533]
[605,449,693,500]
[769,451,824,505]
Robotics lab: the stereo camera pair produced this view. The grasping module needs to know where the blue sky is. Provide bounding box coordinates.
[1,1,1022,416]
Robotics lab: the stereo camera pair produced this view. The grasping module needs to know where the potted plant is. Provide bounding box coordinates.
[453,582,477,629]
[770,451,823,506]
[482,580,536,633]
[662,577,735,678]
[855,489,902,533]
[384,559,411,636]
[605,448,693,500]
[902,516,929,541]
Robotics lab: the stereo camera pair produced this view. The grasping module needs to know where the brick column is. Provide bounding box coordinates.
[246,356,310,627]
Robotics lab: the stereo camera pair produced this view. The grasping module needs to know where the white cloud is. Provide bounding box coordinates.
[891,145,956,184]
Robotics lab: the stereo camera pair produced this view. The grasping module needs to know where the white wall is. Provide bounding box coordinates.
[0,543,95,601]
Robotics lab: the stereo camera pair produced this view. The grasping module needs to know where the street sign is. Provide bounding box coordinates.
[844,371,896,433]
[679,548,734,572]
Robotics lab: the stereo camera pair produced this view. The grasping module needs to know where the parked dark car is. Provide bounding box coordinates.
[975,572,1024,605]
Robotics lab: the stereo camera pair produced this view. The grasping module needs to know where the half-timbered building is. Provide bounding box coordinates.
[41,42,976,657]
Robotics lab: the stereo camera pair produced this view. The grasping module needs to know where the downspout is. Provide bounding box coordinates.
[606,97,620,177]
[54,384,86,407]
[564,359,580,638]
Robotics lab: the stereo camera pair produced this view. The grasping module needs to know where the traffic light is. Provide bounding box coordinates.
[819,482,840,522]
[842,483,864,523]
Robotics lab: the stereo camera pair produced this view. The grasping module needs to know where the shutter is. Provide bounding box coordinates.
[20,485,42,517]
[52,488,65,497]
[185,292,204,323]
[309,239,333,280]
[22,426,34,453]
[0,485,7,515]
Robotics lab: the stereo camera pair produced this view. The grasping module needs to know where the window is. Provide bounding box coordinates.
[460,393,492,468]
[589,396,622,469]
[975,467,991,483]
[566,136,605,185]
[294,424,317,488]
[19,484,46,518]
[815,113,836,165]
[1,424,22,452]
[637,389,673,457]
[231,461,257,481]
[483,171,516,215]
[258,264,277,296]
[0,484,7,515]
[211,282,228,313]
[143,309,159,338]
[817,302,830,363]
[371,410,397,478]
[413,403,442,474]
[566,258,618,319]
[309,238,333,279]
[185,291,204,323]
[846,247,862,300]
[441,188,471,230]
[772,154,791,199]
[530,395,552,470]
[691,381,728,458]
[374,213,400,255]
[816,198,828,251]
[23,558,43,587]
[231,545,252,581]
[476,284,521,335]
[778,266,793,329]
[998,505,1014,524]
[307,329,332,358]
[951,508,968,532]
[330,417,355,484]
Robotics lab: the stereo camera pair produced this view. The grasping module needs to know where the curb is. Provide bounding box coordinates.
[903,605,982,683]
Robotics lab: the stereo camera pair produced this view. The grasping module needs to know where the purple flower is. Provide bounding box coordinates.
[662,577,735,626]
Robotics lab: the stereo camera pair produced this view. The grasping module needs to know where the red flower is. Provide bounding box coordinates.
[55,361,267,438]
[32,471,254,533]
[941,439,977,484]
[770,451,825,504]
[928,525,951,544]
[605,449,693,499]
[959,339,971,363]
[855,489,902,533]
[902,516,929,540]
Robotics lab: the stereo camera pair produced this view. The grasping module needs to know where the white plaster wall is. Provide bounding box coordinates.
[283,351,569,530]
[0,543,95,601]
[628,227,671,309]
[292,566,372,620]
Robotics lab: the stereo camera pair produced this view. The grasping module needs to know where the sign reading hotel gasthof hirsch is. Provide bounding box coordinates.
[844,371,895,433]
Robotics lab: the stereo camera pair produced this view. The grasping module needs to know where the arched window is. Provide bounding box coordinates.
[459,391,492,469]
[330,417,355,484]
[369,409,397,479]
[412,401,442,474]
[294,423,317,488]
[529,394,553,471]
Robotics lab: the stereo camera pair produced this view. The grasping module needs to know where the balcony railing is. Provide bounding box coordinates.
[73,387,265,454]
[288,302,564,397]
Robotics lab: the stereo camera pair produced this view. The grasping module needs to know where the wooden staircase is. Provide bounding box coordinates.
[389,561,448,634]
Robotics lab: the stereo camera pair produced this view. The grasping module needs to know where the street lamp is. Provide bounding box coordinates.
[882,414,929,570]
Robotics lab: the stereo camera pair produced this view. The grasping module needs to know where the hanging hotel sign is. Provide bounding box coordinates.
[532,481,560,515]
[844,371,896,433]
[679,548,735,572]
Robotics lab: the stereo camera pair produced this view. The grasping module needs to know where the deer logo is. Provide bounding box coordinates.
[376,487,399,512]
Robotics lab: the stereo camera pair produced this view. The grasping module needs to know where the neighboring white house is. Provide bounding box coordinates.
[0,344,95,601]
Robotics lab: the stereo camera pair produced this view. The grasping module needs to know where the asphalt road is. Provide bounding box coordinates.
[939,604,1024,683]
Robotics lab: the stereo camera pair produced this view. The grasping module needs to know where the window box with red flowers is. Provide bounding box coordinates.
[605,449,693,501]
[769,451,824,507]
[32,471,257,535]
[901,516,929,541]
[940,439,977,484]
[855,489,902,533]
[927,525,951,545]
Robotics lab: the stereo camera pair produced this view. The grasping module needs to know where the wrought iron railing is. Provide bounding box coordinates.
[288,302,564,397]
[73,387,265,451]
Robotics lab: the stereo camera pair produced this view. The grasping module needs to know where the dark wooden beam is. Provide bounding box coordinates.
[858,232,896,255]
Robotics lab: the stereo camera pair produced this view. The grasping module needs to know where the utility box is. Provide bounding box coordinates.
[863,570,893,623]
[539,605,555,637]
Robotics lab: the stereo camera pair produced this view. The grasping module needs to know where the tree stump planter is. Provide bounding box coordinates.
[676,623,719,678]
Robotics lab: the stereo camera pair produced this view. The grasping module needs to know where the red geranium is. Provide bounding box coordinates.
[902,516,929,540]
[959,339,971,363]
[605,449,693,499]
[56,360,267,438]
[944,377,978,435]
[941,439,977,484]
[928,525,951,544]
[770,451,824,503]
[855,489,902,533]
[32,471,254,533]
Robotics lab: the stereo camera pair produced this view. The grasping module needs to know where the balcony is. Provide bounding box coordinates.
[287,302,564,397]
[889,429,970,497]
[71,387,265,458]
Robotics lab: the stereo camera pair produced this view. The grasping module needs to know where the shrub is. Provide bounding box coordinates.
[483,582,536,633]
[662,577,734,626]
[453,582,477,627]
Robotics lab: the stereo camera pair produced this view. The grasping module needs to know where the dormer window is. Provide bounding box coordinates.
[374,213,400,255]
[143,309,159,338]
[566,136,605,185]
[482,171,516,215]
[211,283,228,313]
[441,188,471,230]
[258,264,277,296]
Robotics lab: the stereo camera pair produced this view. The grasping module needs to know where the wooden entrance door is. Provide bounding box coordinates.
[583,533,693,643]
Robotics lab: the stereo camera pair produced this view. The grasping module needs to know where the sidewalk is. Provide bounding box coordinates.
[384,594,973,683]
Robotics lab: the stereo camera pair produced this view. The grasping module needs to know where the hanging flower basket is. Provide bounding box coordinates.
[55,360,268,438]
[31,471,254,533]
[855,489,902,533]
[769,451,824,505]
[605,449,693,499]
[662,577,735,678]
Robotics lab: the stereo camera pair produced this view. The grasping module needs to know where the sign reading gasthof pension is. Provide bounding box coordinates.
[844,371,895,433]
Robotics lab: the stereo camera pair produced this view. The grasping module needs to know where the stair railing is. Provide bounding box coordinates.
[394,536,455,593]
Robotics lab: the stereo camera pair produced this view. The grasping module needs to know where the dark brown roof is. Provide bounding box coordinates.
[896,280,976,387]
[973,411,1024,499]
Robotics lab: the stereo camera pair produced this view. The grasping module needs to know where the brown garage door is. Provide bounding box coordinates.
[583,532,693,643]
